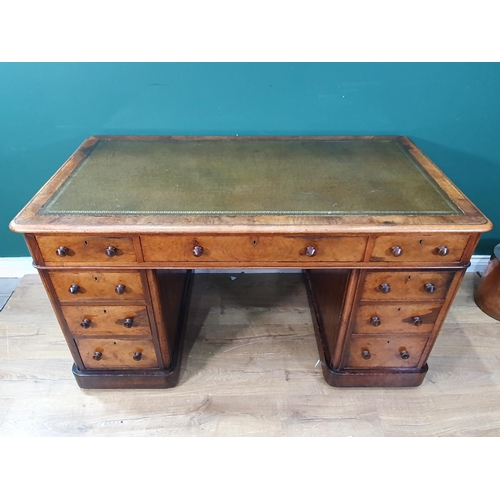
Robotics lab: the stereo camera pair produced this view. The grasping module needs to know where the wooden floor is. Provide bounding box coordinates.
[0,271,499,437]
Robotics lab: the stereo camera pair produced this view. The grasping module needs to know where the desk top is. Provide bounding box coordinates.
[11,136,491,234]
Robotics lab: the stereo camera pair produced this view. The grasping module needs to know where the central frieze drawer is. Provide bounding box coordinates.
[61,305,152,337]
[49,271,145,302]
[76,338,158,370]
[355,302,442,334]
[141,235,367,263]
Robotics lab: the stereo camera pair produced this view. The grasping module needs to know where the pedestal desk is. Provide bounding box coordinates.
[10,136,492,389]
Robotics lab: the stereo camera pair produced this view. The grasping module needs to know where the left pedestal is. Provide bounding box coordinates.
[37,266,193,389]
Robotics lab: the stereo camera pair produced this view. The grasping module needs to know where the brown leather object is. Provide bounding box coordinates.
[475,244,500,321]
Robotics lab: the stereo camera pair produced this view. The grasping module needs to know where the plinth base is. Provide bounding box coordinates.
[72,364,182,389]
[320,363,428,388]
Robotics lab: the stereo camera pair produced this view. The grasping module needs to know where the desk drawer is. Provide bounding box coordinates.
[76,338,158,370]
[49,271,145,302]
[360,271,455,301]
[61,305,152,337]
[345,335,428,369]
[37,235,137,266]
[141,235,367,263]
[370,234,470,263]
[354,302,442,334]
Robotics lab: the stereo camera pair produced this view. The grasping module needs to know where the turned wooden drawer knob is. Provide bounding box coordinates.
[437,245,449,256]
[362,349,371,360]
[105,245,117,257]
[370,316,381,327]
[391,245,403,257]
[412,316,423,326]
[80,318,91,329]
[193,245,204,257]
[133,352,142,361]
[69,283,80,294]
[305,246,317,257]
[124,318,133,328]
[425,283,436,293]
[400,349,410,360]
[93,351,102,361]
[56,246,69,257]
[115,284,126,295]
[379,283,391,294]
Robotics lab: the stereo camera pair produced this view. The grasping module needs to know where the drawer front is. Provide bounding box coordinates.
[360,271,456,301]
[76,338,158,370]
[37,235,137,265]
[371,234,470,263]
[49,271,145,302]
[141,235,367,263]
[355,302,442,334]
[345,335,429,369]
[61,305,151,337]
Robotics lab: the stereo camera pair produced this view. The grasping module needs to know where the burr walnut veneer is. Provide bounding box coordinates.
[10,136,492,389]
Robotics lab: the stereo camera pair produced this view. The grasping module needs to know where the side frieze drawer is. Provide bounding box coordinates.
[370,234,470,263]
[37,235,137,265]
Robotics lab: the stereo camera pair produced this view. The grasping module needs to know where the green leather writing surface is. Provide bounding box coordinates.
[39,139,461,216]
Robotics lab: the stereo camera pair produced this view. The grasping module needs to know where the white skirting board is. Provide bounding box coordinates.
[0,255,492,278]
[0,257,36,278]
[468,255,492,274]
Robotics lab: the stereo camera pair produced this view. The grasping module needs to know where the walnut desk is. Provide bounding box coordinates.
[10,136,492,389]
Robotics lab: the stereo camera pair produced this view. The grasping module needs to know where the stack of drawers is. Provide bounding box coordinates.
[345,269,456,370]
[36,236,161,373]
[338,233,470,380]
[305,232,473,386]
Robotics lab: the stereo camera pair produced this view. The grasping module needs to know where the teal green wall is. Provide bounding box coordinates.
[1,63,499,256]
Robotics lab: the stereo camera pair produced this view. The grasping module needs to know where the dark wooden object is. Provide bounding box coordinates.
[10,136,492,389]
[475,244,500,321]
